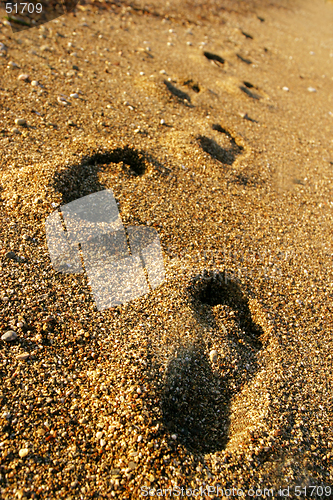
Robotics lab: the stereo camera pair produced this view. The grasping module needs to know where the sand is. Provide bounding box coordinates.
[0,0,332,498]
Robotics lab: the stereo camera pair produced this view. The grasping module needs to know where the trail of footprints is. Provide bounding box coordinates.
[162,45,269,168]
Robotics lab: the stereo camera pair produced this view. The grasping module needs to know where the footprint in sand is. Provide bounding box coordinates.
[161,271,265,454]
[197,123,246,167]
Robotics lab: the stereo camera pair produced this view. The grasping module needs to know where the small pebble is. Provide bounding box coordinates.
[0,42,7,51]
[1,330,18,342]
[31,80,39,87]
[70,93,79,98]
[57,96,68,105]
[6,250,18,259]
[8,61,19,69]
[16,352,29,361]
[160,119,165,125]
[308,87,317,92]
[18,74,29,81]
[171,434,177,440]
[209,349,218,363]
[282,86,289,91]
[96,431,103,439]
[12,128,20,134]
[15,118,26,126]
[19,448,29,458]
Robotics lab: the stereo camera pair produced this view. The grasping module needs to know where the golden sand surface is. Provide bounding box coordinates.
[0,0,332,498]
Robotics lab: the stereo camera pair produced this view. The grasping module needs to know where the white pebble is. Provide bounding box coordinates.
[159,69,166,74]
[19,448,29,458]
[136,387,142,394]
[308,87,316,92]
[18,74,29,81]
[3,20,11,27]
[96,431,103,439]
[70,93,79,99]
[16,352,29,361]
[171,434,177,440]
[8,61,19,69]
[139,71,145,76]
[282,87,289,92]
[209,350,218,363]
[100,439,106,447]
[1,331,18,342]
[57,96,68,105]
[186,41,193,46]
[160,119,165,125]
[31,80,39,87]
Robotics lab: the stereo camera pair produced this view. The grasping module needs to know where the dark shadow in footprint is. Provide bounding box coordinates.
[161,341,230,454]
[240,85,261,100]
[236,54,252,65]
[241,30,253,39]
[164,80,192,105]
[204,51,225,66]
[52,146,147,204]
[212,123,244,152]
[198,136,235,165]
[192,270,263,350]
[183,79,200,93]
[198,125,243,166]
[242,113,259,123]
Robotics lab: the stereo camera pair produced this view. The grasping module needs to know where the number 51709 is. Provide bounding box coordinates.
[5,3,43,14]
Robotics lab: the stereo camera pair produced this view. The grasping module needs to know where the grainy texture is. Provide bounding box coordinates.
[0,0,333,498]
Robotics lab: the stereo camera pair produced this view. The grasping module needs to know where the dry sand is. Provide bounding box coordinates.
[0,0,332,498]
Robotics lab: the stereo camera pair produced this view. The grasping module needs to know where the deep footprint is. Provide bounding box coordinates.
[164,80,192,105]
[161,342,230,454]
[161,271,264,454]
[240,81,261,100]
[197,124,243,166]
[203,51,225,66]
